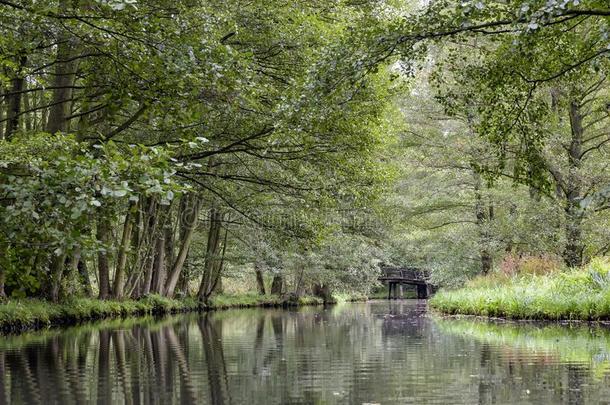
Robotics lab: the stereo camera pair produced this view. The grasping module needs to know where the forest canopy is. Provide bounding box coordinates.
[0,0,608,301]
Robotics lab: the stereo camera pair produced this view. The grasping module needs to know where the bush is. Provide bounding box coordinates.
[499,253,563,277]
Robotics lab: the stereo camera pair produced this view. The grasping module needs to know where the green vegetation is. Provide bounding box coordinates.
[0,295,197,332]
[436,317,610,378]
[0,0,608,321]
[0,293,341,333]
[431,257,610,320]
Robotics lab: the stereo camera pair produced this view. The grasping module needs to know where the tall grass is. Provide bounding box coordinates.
[430,257,610,320]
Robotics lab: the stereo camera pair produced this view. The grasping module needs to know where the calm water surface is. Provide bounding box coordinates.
[1,300,610,404]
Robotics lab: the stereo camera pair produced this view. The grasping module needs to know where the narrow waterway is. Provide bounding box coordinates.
[1,300,610,404]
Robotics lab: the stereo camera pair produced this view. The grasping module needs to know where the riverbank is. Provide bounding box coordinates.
[430,258,610,321]
[0,293,333,334]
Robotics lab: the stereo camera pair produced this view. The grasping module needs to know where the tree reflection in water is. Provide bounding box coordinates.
[0,303,609,404]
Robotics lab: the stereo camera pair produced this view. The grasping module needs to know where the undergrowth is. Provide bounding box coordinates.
[430,257,610,320]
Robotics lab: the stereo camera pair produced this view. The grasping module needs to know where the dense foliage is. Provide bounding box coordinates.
[0,0,608,305]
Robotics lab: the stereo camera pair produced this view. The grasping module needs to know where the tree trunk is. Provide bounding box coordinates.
[4,55,26,139]
[313,283,332,303]
[151,235,166,294]
[563,101,584,267]
[77,258,93,297]
[49,253,67,302]
[254,264,266,295]
[23,91,32,132]
[0,85,5,140]
[97,218,111,299]
[270,274,283,295]
[164,196,201,297]
[112,204,136,299]
[141,253,155,296]
[46,19,79,134]
[124,197,160,298]
[0,246,7,300]
[474,172,493,274]
[198,209,224,301]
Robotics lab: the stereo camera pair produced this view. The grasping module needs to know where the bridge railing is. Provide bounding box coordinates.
[380,267,429,281]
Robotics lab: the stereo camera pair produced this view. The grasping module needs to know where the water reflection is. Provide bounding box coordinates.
[1,302,610,404]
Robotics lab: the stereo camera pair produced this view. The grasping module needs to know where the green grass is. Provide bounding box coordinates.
[430,257,610,321]
[0,295,200,333]
[0,293,330,333]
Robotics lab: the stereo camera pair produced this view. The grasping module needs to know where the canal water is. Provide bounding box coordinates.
[1,300,610,404]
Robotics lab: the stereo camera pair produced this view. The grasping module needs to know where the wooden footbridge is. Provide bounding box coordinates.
[378,266,434,299]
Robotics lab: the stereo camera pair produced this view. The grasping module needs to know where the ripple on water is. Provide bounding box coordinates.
[1,302,610,404]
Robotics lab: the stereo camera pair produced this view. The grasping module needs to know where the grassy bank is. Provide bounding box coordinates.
[430,257,610,321]
[0,293,327,333]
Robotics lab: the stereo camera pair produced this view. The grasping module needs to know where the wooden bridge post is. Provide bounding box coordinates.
[416,284,428,299]
[398,285,403,299]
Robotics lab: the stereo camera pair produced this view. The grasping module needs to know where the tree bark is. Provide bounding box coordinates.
[46,19,79,134]
[141,252,155,296]
[97,218,111,299]
[77,258,93,297]
[112,204,136,299]
[0,85,5,140]
[270,274,283,295]
[313,283,332,303]
[49,253,67,302]
[474,172,493,274]
[124,197,160,298]
[254,264,266,295]
[22,91,33,132]
[198,209,224,301]
[164,195,201,297]
[563,100,584,267]
[151,235,166,294]
[4,55,26,138]
[0,245,7,300]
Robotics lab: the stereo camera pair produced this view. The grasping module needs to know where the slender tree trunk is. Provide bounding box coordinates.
[141,253,155,296]
[0,245,7,300]
[97,218,111,299]
[49,253,67,302]
[474,172,493,274]
[77,258,93,297]
[198,209,223,301]
[23,91,32,132]
[151,235,166,294]
[64,247,82,297]
[124,197,160,298]
[563,101,584,267]
[164,196,201,297]
[113,204,136,298]
[254,264,266,295]
[0,85,5,140]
